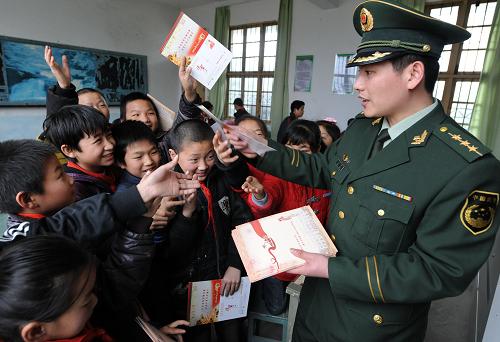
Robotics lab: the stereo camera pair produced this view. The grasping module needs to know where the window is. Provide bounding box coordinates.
[226,22,278,121]
[332,54,358,95]
[426,0,497,130]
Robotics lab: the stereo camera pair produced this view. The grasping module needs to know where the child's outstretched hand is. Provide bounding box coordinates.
[242,176,265,200]
[221,266,241,297]
[182,190,197,218]
[151,196,185,229]
[160,320,190,342]
[44,45,71,89]
[179,56,198,102]
[213,130,239,166]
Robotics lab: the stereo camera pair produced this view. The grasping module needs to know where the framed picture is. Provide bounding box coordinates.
[294,55,314,92]
[332,53,357,95]
[0,35,147,106]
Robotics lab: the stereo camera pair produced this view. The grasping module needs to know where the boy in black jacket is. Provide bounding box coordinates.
[144,120,252,341]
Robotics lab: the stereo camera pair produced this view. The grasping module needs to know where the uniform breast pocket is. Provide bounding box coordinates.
[352,197,414,253]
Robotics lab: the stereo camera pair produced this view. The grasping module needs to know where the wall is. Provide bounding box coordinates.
[0,0,180,141]
[184,0,363,130]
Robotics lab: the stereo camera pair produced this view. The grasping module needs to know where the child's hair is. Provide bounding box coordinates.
[119,92,159,121]
[0,235,93,341]
[0,140,56,214]
[77,87,107,101]
[43,105,110,151]
[317,120,341,142]
[201,100,213,111]
[290,100,305,114]
[282,119,321,152]
[169,119,214,152]
[235,114,269,139]
[112,120,158,165]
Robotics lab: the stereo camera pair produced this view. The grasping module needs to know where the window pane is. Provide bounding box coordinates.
[246,42,260,57]
[430,6,459,24]
[230,58,242,72]
[264,41,277,57]
[265,25,278,41]
[244,91,257,106]
[231,43,243,57]
[261,106,271,121]
[450,81,480,128]
[231,29,244,44]
[246,27,261,43]
[484,2,497,25]
[246,105,256,115]
[433,80,446,101]
[263,56,276,71]
[261,92,272,107]
[262,77,274,92]
[438,50,451,72]
[467,2,488,27]
[228,90,241,103]
[229,77,241,91]
[245,57,259,71]
[245,77,258,91]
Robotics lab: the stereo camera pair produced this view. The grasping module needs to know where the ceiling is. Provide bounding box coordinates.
[150,0,254,10]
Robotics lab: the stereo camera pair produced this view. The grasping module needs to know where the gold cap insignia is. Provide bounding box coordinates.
[360,8,374,32]
[461,190,499,235]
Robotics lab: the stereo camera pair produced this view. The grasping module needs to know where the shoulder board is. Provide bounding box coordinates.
[355,112,367,119]
[433,121,491,163]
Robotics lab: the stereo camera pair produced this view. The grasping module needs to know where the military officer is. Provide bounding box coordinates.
[218,0,500,341]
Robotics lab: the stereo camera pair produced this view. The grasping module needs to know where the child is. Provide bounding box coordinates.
[317,119,341,152]
[0,139,199,246]
[149,119,252,341]
[112,120,184,233]
[44,46,110,120]
[43,105,116,201]
[216,116,331,315]
[0,235,188,342]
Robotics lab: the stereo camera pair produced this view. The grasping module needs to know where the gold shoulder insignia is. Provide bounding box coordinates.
[461,190,499,235]
[372,118,382,126]
[447,132,483,157]
[434,125,490,162]
[411,130,428,145]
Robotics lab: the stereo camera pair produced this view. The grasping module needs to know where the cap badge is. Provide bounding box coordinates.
[360,8,374,32]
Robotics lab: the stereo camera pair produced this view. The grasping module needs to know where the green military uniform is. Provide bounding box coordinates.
[254,1,500,341]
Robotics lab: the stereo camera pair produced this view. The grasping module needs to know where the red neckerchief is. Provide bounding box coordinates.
[66,161,116,192]
[200,182,217,239]
[17,212,46,219]
[48,324,114,342]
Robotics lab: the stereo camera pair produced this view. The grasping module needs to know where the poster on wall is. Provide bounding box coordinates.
[293,55,313,92]
[0,36,147,106]
[332,53,357,95]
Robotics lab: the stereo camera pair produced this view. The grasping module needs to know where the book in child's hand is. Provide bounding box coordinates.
[161,12,233,90]
[135,317,176,342]
[232,206,338,282]
[187,277,251,326]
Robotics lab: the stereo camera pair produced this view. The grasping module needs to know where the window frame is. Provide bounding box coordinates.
[226,21,278,121]
[425,0,496,123]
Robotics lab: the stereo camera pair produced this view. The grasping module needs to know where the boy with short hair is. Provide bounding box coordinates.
[43,105,116,201]
[145,120,252,340]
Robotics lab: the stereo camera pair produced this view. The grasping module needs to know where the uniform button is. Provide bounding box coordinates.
[330,234,336,242]
[338,211,345,219]
[347,186,354,195]
[440,126,448,132]
[373,314,383,325]
[377,209,385,217]
[331,171,336,176]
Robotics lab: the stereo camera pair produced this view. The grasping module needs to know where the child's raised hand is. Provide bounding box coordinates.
[182,189,198,218]
[151,196,185,229]
[242,176,265,199]
[137,155,200,203]
[44,45,71,89]
[178,56,198,102]
[213,130,239,166]
[160,319,190,342]
[221,266,241,296]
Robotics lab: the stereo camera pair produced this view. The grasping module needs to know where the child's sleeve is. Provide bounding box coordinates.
[158,209,201,260]
[0,186,147,247]
[46,83,78,117]
[171,92,202,129]
[227,188,254,271]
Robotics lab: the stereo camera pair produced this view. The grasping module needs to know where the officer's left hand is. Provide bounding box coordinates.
[288,249,330,278]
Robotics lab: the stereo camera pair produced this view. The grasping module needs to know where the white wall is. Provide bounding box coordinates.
[0,0,180,140]
[185,0,363,130]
